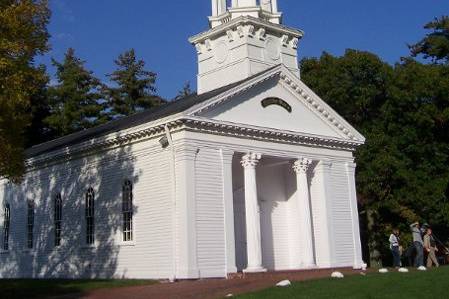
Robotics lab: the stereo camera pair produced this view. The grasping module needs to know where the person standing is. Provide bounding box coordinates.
[410,222,424,268]
[424,228,439,268]
[389,229,401,268]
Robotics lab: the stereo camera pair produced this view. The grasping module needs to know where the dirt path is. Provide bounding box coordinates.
[82,268,362,299]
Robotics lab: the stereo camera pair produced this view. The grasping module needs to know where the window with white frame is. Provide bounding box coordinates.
[54,194,62,247]
[85,188,95,245]
[27,201,34,249]
[122,180,133,242]
[3,203,10,251]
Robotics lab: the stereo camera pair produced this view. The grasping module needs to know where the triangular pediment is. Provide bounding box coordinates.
[186,65,365,143]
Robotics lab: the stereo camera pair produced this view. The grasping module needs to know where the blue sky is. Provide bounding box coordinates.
[38,0,449,99]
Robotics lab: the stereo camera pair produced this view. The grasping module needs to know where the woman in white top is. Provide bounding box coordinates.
[389,228,401,268]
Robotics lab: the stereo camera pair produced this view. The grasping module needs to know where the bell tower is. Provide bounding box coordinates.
[189,0,303,94]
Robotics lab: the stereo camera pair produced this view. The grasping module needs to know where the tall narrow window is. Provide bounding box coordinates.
[3,204,10,251]
[85,188,95,245]
[54,194,62,247]
[27,201,34,249]
[122,180,133,242]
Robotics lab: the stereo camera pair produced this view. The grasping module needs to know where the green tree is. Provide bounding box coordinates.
[0,0,50,182]
[106,49,163,118]
[24,74,53,147]
[176,81,194,99]
[410,16,449,64]
[301,50,393,130]
[45,48,107,137]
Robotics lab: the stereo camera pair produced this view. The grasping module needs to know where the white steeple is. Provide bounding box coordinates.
[190,0,303,94]
[210,0,281,27]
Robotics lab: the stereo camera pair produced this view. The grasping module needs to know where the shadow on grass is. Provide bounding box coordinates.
[1,279,156,299]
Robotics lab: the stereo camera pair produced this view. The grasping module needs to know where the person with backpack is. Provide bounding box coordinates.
[389,228,401,268]
[424,228,439,268]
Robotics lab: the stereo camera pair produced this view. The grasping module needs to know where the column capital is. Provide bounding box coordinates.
[241,153,262,168]
[293,157,312,174]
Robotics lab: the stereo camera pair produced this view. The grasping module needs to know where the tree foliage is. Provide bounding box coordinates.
[0,0,50,182]
[24,77,52,147]
[105,49,163,118]
[44,48,107,137]
[410,16,449,64]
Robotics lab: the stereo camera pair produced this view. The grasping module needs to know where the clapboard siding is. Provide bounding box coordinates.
[329,162,355,266]
[0,140,174,279]
[195,148,226,277]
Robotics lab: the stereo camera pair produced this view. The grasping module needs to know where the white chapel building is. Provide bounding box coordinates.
[0,0,365,279]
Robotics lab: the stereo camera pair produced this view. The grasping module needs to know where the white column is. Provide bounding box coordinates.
[346,162,364,269]
[271,0,278,12]
[218,0,227,14]
[211,0,218,16]
[293,158,315,268]
[175,145,199,279]
[233,0,257,8]
[261,0,272,12]
[241,153,266,273]
[221,149,237,274]
[212,0,227,16]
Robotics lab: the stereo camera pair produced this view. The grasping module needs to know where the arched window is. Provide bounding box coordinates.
[85,188,95,245]
[54,194,62,247]
[122,180,133,242]
[27,201,34,249]
[3,204,10,251]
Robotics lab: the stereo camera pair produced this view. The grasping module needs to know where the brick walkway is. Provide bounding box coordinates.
[82,268,362,299]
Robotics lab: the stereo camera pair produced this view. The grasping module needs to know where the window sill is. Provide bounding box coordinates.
[118,241,136,247]
[0,250,9,255]
[22,249,34,253]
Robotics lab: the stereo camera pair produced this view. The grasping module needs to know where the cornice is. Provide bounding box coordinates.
[182,117,363,151]
[25,120,185,171]
[189,15,303,45]
[25,115,363,171]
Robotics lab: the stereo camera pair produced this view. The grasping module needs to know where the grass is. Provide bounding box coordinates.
[235,266,449,299]
[1,278,157,299]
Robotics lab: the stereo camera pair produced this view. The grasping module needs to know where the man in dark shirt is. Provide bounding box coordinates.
[410,222,424,267]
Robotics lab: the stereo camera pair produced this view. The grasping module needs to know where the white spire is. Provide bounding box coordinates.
[191,0,303,94]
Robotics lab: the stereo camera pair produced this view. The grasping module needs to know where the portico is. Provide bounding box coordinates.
[228,152,328,273]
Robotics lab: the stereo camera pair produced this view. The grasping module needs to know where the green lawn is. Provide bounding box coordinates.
[235,267,449,299]
[1,278,157,299]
